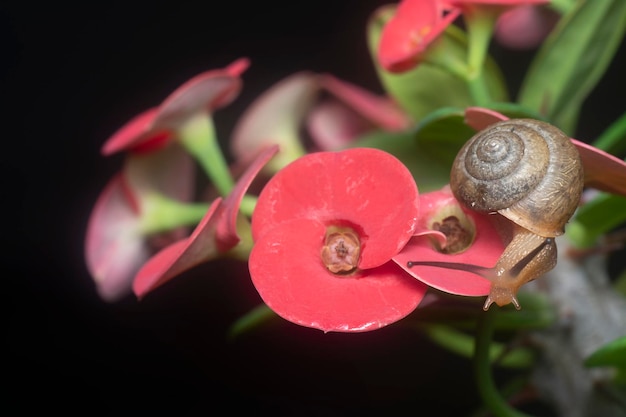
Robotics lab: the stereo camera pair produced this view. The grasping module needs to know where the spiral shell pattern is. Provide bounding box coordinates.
[450,119,584,237]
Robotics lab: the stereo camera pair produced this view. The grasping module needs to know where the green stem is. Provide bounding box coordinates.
[474,308,535,417]
[463,7,497,106]
[140,192,209,234]
[239,195,258,218]
[177,113,234,196]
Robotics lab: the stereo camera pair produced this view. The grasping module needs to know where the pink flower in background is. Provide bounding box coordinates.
[86,59,249,301]
[133,145,278,298]
[248,148,426,332]
[102,58,249,155]
[494,5,558,50]
[85,143,194,301]
[230,72,409,172]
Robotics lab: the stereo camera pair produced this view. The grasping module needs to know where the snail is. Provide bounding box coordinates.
[408,119,584,310]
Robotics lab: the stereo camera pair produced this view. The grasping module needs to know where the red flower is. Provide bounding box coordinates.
[85,143,195,301]
[101,58,249,155]
[248,148,427,332]
[133,145,279,298]
[378,0,461,73]
[392,186,505,296]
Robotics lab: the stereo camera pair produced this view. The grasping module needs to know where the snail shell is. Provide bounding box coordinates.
[450,119,584,237]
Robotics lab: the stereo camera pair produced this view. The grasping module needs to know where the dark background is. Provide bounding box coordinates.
[4,1,625,415]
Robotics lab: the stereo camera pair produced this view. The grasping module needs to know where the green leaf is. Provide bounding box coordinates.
[413,105,546,169]
[585,335,626,384]
[518,1,626,134]
[592,112,626,158]
[567,193,626,248]
[228,304,277,339]
[351,129,451,192]
[366,5,508,122]
[414,108,476,168]
[421,324,534,369]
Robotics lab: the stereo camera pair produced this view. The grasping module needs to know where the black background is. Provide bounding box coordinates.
[4,1,625,415]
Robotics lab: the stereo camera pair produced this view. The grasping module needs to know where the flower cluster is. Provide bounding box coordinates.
[85,0,626,336]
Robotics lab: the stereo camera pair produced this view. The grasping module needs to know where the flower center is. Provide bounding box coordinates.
[321,226,361,274]
[429,205,475,254]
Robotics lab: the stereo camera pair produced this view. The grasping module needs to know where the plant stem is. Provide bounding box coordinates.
[464,7,497,106]
[178,112,234,196]
[140,192,209,234]
[474,307,535,417]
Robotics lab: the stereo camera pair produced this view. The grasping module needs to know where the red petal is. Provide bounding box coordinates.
[102,59,248,156]
[464,106,508,130]
[251,148,419,269]
[133,198,223,298]
[249,218,427,332]
[572,140,626,196]
[392,188,504,296]
[101,108,167,155]
[216,145,279,251]
[155,60,247,129]
[378,0,460,72]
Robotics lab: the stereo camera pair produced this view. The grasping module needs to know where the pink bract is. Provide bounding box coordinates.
[133,145,279,298]
[102,58,250,155]
[249,148,427,332]
[85,142,194,301]
[378,0,461,73]
[230,72,409,171]
[392,187,505,296]
[465,107,626,196]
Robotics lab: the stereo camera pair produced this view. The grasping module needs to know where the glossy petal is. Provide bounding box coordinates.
[393,188,503,296]
[464,107,626,196]
[378,0,461,72]
[102,58,249,155]
[251,148,419,269]
[250,218,427,333]
[231,72,318,171]
[133,145,278,298]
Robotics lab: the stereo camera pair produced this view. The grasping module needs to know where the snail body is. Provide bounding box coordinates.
[451,119,584,309]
